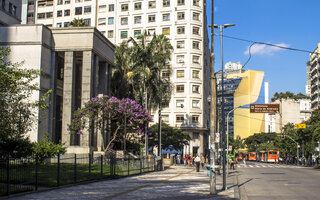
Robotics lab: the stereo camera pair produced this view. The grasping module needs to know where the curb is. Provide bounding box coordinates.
[236,174,248,200]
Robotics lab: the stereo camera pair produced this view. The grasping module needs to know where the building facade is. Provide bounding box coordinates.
[22,0,210,156]
[0,0,21,25]
[227,70,266,140]
[269,98,311,133]
[0,25,114,154]
[309,43,320,109]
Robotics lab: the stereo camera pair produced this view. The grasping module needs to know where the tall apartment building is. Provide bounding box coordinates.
[25,0,210,156]
[309,42,320,109]
[0,0,21,25]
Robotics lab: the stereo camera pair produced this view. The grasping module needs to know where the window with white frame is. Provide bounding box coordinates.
[162,27,170,35]
[134,30,141,37]
[134,16,142,24]
[148,15,155,22]
[192,85,200,93]
[192,115,199,123]
[98,18,106,25]
[121,31,128,39]
[177,12,185,20]
[163,0,170,7]
[134,2,142,10]
[84,6,91,14]
[108,30,113,38]
[192,41,200,49]
[193,26,200,35]
[163,13,170,21]
[176,85,184,93]
[177,0,185,6]
[176,70,184,78]
[121,4,128,11]
[192,100,200,108]
[149,1,156,8]
[192,70,200,79]
[108,17,114,24]
[176,115,184,123]
[176,100,185,108]
[177,26,185,34]
[109,4,114,11]
[193,12,200,20]
[177,41,185,49]
[75,7,82,15]
[192,55,200,64]
[121,17,128,25]
[176,55,185,64]
[193,0,200,6]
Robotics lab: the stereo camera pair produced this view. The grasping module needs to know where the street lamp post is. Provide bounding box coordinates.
[214,23,235,190]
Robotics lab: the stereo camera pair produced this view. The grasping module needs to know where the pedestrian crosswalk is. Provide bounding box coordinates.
[236,163,305,169]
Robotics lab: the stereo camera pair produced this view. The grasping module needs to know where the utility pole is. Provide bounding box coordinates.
[209,0,217,195]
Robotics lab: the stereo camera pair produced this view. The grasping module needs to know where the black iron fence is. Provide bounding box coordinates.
[0,153,155,196]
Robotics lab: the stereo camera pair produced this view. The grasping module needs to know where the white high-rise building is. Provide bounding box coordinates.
[26,0,210,156]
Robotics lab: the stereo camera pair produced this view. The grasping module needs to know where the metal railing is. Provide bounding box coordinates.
[0,153,155,196]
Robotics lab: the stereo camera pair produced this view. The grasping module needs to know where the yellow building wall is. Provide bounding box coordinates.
[228,70,265,139]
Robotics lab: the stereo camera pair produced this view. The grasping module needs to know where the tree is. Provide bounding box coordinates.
[244,132,279,152]
[0,46,40,157]
[271,91,309,102]
[113,32,173,110]
[149,123,190,150]
[68,96,152,155]
[70,18,87,27]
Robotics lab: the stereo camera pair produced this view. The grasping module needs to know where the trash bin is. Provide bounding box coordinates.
[156,157,163,171]
[205,164,211,177]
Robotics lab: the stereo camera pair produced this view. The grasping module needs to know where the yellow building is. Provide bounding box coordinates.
[228,70,265,140]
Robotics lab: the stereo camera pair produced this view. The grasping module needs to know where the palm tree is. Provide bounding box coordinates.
[111,41,134,99]
[112,31,173,155]
[70,18,87,27]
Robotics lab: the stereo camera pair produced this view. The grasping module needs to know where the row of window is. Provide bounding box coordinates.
[175,84,201,94]
[158,114,200,124]
[175,55,201,65]
[115,12,200,25]
[39,5,91,19]
[119,0,200,12]
[173,69,201,79]
[1,0,17,17]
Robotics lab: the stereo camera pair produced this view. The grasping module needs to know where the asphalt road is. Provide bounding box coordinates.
[236,161,320,200]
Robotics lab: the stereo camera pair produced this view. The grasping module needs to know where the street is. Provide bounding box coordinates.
[236,161,320,200]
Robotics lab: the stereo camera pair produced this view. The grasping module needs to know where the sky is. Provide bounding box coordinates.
[206,0,320,101]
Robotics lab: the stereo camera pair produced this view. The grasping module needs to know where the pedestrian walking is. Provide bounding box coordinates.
[195,155,201,172]
[200,154,205,169]
[243,157,246,165]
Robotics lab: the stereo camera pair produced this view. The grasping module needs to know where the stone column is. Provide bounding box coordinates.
[61,51,75,147]
[81,51,94,148]
[199,132,204,156]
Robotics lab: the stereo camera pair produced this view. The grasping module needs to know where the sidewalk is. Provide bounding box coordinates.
[8,165,238,200]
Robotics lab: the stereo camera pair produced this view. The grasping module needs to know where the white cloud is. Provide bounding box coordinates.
[244,43,290,55]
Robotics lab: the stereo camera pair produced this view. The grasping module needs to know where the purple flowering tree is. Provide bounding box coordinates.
[68,95,152,155]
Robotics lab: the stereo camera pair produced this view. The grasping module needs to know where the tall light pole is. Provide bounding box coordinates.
[209,0,217,195]
[214,23,235,190]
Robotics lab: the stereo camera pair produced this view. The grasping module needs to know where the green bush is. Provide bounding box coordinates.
[32,135,66,162]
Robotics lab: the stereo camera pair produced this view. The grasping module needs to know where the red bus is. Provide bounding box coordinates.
[259,150,279,162]
[248,152,257,161]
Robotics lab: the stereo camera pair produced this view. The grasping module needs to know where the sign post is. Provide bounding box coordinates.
[295,123,306,129]
[250,104,280,113]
